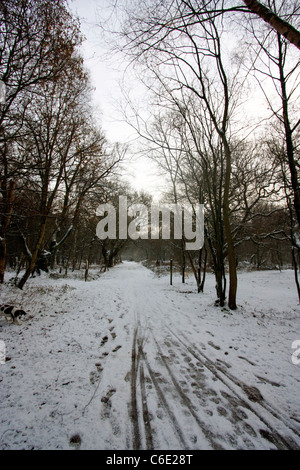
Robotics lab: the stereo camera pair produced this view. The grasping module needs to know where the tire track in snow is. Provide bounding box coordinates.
[125,273,222,449]
[130,326,141,450]
[130,322,192,449]
[143,355,189,449]
[149,334,223,449]
[139,362,154,450]
[166,326,300,450]
[140,288,300,450]
[129,320,219,448]
[107,263,300,450]
[130,325,157,450]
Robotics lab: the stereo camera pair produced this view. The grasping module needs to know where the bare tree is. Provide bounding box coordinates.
[243,0,300,298]
[113,1,241,308]
[14,51,113,288]
[242,0,300,49]
[0,0,82,283]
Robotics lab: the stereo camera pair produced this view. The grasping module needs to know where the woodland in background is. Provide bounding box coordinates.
[0,0,126,288]
[1,0,299,310]
[102,0,300,307]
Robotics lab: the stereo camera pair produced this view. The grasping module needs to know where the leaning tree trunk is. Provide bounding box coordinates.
[242,0,300,50]
[277,33,300,230]
[18,218,47,289]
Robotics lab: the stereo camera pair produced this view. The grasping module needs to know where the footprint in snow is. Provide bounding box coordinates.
[101,388,116,404]
[101,335,108,346]
[90,363,103,384]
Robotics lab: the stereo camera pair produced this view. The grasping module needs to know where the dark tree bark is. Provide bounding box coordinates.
[242,0,300,50]
[276,33,300,229]
[0,180,16,283]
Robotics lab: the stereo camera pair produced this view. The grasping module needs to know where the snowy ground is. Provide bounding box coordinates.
[0,261,300,450]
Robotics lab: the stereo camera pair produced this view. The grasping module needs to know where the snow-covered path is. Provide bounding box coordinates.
[0,262,300,450]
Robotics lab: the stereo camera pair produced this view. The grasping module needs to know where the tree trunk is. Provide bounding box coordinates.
[242,0,300,50]
[102,245,109,271]
[277,34,300,230]
[291,245,300,303]
[186,249,199,287]
[0,180,16,283]
[215,257,226,307]
[222,139,237,310]
[198,246,207,293]
[85,259,89,282]
[182,241,185,284]
[108,253,114,268]
[72,228,78,271]
[18,218,47,289]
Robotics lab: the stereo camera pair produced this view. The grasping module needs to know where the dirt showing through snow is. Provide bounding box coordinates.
[0,261,300,450]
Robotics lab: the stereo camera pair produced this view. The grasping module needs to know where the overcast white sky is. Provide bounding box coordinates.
[68,1,295,201]
[69,0,128,139]
[68,0,164,198]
